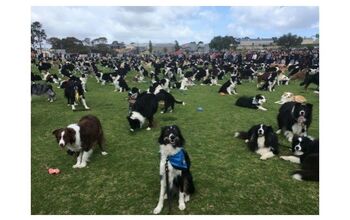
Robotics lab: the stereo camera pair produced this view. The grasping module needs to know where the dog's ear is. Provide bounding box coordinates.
[306,103,313,111]
[66,128,76,144]
[266,126,274,133]
[52,128,63,142]
[174,125,185,147]
[52,128,62,136]
[158,126,167,144]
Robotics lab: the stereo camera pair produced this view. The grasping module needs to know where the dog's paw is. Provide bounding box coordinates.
[153,206,162,214]
[72,164,80,168]
[77,162,87,168]
[184,195,190,202]
[85,107,90,110]
[146,127,151,131]
[280,156,288,160]
[276,129,281,134]
[260,155,268,160]
[101,151,108,156]
[178,203,186,211]
[292,173,303,181]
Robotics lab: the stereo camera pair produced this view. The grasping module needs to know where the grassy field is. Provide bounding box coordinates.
[31,64,319,215]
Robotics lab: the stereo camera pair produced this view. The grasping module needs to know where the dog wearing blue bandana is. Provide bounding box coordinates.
[153,125,195,214]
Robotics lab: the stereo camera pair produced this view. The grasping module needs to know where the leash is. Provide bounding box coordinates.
[165,157,172,214]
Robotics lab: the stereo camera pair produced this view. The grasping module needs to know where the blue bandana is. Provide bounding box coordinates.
[167,149,188,170]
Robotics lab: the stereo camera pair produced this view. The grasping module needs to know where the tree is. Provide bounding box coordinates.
[92,37,108,46]
[209,36,238,51]
[197,41,204,52]
[174,40,180,51]
[111,41,119,49]
[149,40,153,54]
[47,37,62,49]
[63,37,87,53]
[275,33,303,48]
[31,21,47,50]
[83,38,91,46]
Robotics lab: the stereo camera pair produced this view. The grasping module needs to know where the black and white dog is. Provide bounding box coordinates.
[31,83,56,102]
[63,77,90,111]
[155,90,185,114]
[280,136,319,181]
[276,102,313,142]
[113,74,130,92]
[153,125,195,214]
[235,94,267,111]
[300,68,319,90]
[126,92,158,131]
[259,72,278,92]
[218,76,239,95]
[80,74,88,92]
[235,124,279,160]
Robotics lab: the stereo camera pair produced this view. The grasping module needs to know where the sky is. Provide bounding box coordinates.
[31,6,319,45]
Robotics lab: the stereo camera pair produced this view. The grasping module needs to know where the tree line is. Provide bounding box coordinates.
[31,21,318,55]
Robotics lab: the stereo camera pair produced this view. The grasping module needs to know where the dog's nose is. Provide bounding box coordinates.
[295,146,301,151]
[59,143,64,148]
[300,110,305,116]
[169,134,175,140]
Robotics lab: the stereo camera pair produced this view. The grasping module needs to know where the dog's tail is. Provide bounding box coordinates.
[175,100,185,105]
[292,170,319,181]
[234,131,249,140]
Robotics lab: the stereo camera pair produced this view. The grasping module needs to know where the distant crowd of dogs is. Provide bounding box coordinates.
[32,51,319,214]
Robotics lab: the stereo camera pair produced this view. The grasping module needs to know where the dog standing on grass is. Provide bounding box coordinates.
[52,115,108,168]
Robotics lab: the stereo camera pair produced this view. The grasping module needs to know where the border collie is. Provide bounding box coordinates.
[52,115,108,168]
[155,90,185,114]
[274,92,307,105]
[80,74,88,92]
[259,72,277,92]
[235,94,267,111]
[153,125,195,214]
[63,77,90,111]
[276,102,313,142]
[235,124,279,160]
[113,74,130,92]
[218,76,239,95]
[280,136,319,181]
[159,78,170,92]
[128,87,140,113]
[31,83,56,102]
[300,68,319,90]
[31,72,42,82]
[127,92,158,132]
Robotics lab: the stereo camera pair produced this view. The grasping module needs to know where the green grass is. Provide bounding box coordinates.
[31,64,319,215]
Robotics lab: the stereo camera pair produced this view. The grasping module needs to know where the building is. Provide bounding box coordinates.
[237,38,276,49]
[301,38,319,45]
[152,43,175,55]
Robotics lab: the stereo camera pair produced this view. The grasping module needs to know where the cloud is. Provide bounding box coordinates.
[31,6,210,44]
[227,6,319,38]
[31,6,319,44]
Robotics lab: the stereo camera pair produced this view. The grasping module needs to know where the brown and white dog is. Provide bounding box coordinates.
[275,92,307,105]
[52,115,108,168]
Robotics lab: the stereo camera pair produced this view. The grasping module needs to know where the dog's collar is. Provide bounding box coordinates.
[166,149,188,170]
